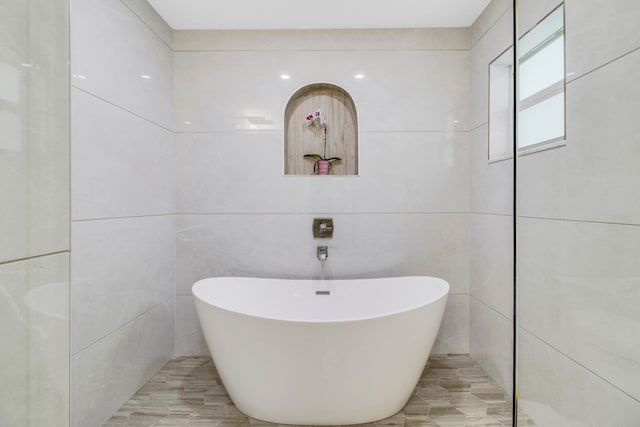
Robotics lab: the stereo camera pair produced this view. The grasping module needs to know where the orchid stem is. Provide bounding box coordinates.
[323,126,327,159]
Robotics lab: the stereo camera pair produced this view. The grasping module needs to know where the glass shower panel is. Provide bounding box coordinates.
[516,0,640,425]
[0,0,70,426]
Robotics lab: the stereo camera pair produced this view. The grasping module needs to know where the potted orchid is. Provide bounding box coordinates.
[303,110,341,175]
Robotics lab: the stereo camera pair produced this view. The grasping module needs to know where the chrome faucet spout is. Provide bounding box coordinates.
[317,246,328,261]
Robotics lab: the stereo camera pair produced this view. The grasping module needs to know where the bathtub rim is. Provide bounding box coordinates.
[192,275,450,325]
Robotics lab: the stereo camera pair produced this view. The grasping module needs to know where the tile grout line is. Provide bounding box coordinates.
[0,250,69,267]
[72,86,174,133]
[518,326,640,406]
[470,212,513,217]
[519,214,640,228]
[73,212,175,223]
[469,294,512,323]
[119,0,172,50]
[470,5,512,50]
[468,121,489,133]
[567,44,640,85]
[72,295,175,356]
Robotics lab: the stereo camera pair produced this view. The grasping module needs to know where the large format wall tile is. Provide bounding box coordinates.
[470,125,513,215]
[432,294,469,355]
[467,1,514,395]
[563,350,640,427]
[0,0,69,263]
[519,328,640,427]
[120,0,172,47]
[72,88,175,220]
[471,0,511,47]
[469,297,512,393]
[176,213,469,295]
[359,132,469,213]
[470,213,513,319]
[174,49,469,133]
[518,217,640,401]
[565,0,640,81]
[71,0,172,128]
[470,7,513,130]
[518,47,640,226]
[71,215,176,354]
[175,131,469,214]
[0,253,69,427]
[73,298,174,427]
[175,294,208,356]
[0,123,70,262]
[518,329,568,427]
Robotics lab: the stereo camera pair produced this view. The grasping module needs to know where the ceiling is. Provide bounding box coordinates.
[148,0,492,30]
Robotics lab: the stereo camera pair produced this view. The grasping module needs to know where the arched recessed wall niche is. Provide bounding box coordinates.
[284,83,358,175]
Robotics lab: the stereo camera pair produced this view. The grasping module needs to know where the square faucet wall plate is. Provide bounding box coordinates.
[313,218,334,238]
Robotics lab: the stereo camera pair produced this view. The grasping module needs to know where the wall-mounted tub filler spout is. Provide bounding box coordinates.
[317,246,328,261]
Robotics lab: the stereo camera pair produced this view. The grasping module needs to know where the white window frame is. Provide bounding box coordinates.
[488,46,515,163]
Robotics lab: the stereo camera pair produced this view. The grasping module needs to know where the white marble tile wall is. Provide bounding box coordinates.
[517,1,640,425]
[470,213,512,320]
[519,218,640,402]
[470,5,513,131]
[468,0,514,395]
[175,131,469,214]
[0,1,70,426]
[174,49,469,133]
[0,253,70,427]
[471,0,512,47]
[519,328,640,427]
[173,29,473,356]
[72,299,175,427]
[175,295,209,357]
[0,0,70,263]
[70,0,175,426]
[470,125,513,216]
[71,215,176,354]
[565,0,640,83]
[72,88,175,220]
[71,0,172,128]
[469,297,512,392]
[120,0,173,47]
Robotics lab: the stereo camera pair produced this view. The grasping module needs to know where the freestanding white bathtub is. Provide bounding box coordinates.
[192,276,449,425]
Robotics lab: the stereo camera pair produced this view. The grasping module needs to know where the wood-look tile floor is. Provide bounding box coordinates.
[103,355,536,427]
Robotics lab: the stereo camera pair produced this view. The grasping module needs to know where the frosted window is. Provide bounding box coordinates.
[518,5,565,150]
[519,35,564,100]
[489,47,514,161]
[519,93,565,148]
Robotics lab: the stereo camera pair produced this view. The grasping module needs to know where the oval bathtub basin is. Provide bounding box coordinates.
[192,276,449,425]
